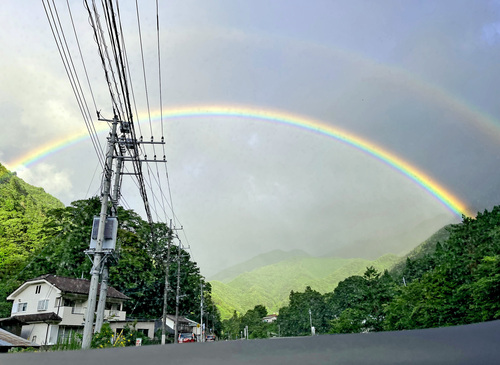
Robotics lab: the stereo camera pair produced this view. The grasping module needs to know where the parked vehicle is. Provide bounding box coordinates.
[206,334,216,342]
[178,333,196,343]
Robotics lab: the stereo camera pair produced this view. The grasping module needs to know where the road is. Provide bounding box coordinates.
[2,320,499,365]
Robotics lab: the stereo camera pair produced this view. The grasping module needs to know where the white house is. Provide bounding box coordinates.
[4,274,129,346]
[262,314,278,323]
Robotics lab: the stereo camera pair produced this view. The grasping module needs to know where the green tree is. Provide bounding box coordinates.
[0,195,220,333]
[277,286,327,336]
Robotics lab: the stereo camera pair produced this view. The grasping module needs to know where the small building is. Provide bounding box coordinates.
[262,314,278,323]
[3,274,129,346]
[109,315,200,341]
[0,328,40,353]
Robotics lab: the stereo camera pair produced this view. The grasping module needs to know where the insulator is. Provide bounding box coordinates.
[120,122,131,134]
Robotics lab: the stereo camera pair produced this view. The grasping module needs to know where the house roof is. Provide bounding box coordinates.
[12,313,62,324]
[0,328,39,349]
[0,313,62,326]
[24,274,130,300]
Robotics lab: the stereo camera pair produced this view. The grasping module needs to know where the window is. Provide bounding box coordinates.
[37,299,49,311]
[18,302,27,312]
[35,285,41,294]
[71,301,84,314]
[64,298,75,307]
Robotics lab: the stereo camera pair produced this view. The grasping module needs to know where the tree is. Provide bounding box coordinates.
[325,267,396,333]
[0,196,220,334]
[221,305,273,339]
[277,286,327,336]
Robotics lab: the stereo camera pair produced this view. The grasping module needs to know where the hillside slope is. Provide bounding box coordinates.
[209,249,310,283]
[390,224,452,276]
[211,253,400,319]
[0,163,65,315]
[0,162,64,271]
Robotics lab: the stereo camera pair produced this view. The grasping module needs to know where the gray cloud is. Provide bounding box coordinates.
[1,1,500,276]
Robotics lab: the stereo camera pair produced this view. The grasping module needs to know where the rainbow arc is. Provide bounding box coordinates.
[5,105,473,217]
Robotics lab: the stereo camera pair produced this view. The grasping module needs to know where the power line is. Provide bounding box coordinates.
[43,0,105,167]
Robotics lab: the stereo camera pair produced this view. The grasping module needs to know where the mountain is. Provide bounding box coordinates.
[0,163,64,270]
[208,249,310,283]
[325,214,456,259]
[0,163,65,315]
[390,224,452,276]
[210,252,400,319]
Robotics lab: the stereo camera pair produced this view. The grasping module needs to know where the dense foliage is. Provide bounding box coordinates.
[272,207,500,336]
[0,165,221,337]
[0,163,64,315]
[221,305,277,339]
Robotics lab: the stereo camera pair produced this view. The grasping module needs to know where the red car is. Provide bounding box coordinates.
[178,333,196,343]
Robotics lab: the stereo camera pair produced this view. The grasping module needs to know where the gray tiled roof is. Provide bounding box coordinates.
[28,274,130,300]
[0,328,39,348]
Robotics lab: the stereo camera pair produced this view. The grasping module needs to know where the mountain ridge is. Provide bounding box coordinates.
[210,252,400,319]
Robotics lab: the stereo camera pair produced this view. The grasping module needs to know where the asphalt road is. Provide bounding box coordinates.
[2,320,499,365]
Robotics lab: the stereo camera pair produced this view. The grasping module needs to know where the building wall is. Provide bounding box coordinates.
[11,281,61,316]
[20,323,56,345]
[110,321,157,339]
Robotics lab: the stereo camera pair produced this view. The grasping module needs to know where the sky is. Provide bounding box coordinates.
[2,1,500,277]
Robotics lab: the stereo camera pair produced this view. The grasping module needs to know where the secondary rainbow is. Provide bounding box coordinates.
[5,105,473,217]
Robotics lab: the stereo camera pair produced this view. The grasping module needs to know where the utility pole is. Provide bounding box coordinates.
[309,308,315,336]
[161,220,173,345]
[95,154,123,334]
[200,282,204,342]
[174,241,182,343]
[82,117,118,349]
[94,265,108,333]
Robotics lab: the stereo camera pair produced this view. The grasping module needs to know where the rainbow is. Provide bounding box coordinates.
[4,105,473,217]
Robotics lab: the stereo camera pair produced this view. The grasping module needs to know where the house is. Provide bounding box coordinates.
[109,315,200,341]
[262,314,278,323]
[3,274,129,346]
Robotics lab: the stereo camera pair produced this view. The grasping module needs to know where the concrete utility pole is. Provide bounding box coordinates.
[200,282,204,342]
[95,155,123,334]
[161,220,173,345]
[174,241,182,343]
[94,265,109,333]
[309,308,314,336]
[82,117,119,349]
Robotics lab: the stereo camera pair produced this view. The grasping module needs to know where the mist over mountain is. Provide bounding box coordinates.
[210,251,400,319]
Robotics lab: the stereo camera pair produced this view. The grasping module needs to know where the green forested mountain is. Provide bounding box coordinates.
[209,249,310,283]
[211,252,400,319]
[0,163,65,314]
[273,207,500,337]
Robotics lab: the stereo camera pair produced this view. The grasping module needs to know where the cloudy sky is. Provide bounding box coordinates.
[2,1,500,276]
